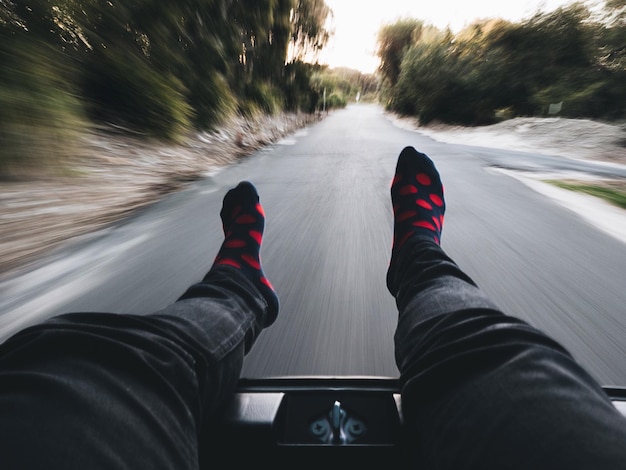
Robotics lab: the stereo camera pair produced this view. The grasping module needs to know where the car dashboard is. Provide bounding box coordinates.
[203,377,626,468]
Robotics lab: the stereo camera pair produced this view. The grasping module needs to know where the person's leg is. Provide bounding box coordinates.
[387,146,626,469]
[0,181,278,470]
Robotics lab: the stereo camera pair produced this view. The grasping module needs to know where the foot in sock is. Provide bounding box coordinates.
[390,146,445,253]
[213,181,279,322]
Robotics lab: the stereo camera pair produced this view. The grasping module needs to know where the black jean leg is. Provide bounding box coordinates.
[389,239,626,469]
[0,266,270,470]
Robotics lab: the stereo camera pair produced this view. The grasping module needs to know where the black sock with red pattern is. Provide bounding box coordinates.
[213,181,279,322]
[389,146,445,263]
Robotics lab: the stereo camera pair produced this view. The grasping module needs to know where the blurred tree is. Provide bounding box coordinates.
[283,60,322,112]
[232,0,332,114]
[0,0,334,175]
[174,0,240,128]
[67,1,197,139]
[310,68,353,109]
[598,0,626,71]
[376,19,423,88]
[394,34,476,123]
[252,0,293,83]
[0,0,86,176]
[378,2,626,125]
[328,67,379,98]
[289,0,332,62]
[445,19,514,123]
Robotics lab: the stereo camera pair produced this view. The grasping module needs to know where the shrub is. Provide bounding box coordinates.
[0,37,86,178]
[241,81,284,116]
[190,72,238,129]
[82,49,193,142]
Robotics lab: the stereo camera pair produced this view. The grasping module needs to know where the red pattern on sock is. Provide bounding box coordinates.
[390,147,446,251]
[214,182,278,310]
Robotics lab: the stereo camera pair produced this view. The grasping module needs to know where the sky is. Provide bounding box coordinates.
[319,0,582,73]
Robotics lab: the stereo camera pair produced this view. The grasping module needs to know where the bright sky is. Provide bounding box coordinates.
[319,0,581,73]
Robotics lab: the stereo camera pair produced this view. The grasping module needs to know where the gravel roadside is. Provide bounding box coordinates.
[0,112,321,279]
[392,115,626,166]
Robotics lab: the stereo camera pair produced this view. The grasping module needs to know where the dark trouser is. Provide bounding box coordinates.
[1,242,625,469]
[0,267,268,470]
[389,238,626,469]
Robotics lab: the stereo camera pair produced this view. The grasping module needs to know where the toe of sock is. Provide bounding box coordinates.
[397,146,436,172]
[225,181,259,203]
[221,181,261,221]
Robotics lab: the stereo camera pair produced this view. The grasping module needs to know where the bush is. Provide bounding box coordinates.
[378,4,626,125]
[326,92,347,109]
[394,41,479,124]
[241,81,284,116]
[82,49,193,142]
[0,37,86,178]
[535,74,626,119]
[190,72,238,129]
[281,61,320,113]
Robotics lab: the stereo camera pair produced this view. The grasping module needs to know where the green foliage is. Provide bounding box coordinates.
[190,73,238,129]
[326,67,379,97]
[548,181,626,210]
[325,92,347,109]
[311,70,354,104]
[241,82,285,116]
[309,67,377,111]
[282,61,321,112]
[393,37,462,123]
[82,48,193,141]
[290,0,333,61]
[378,3,626,125]
[0,30,85,176]
[377,19,423,87]
[0,0,333,176]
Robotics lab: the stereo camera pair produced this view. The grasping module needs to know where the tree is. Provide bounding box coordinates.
[289,0,332,62]
[376,19,423,87]
[394,36,477,123]
[377,2,626,125]
[0,0,86,175]
[1,0,334,175]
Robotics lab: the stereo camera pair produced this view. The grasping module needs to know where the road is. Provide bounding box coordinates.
[1,104,625,386]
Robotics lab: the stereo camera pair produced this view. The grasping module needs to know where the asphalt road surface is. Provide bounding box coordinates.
[1,104,625,387]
